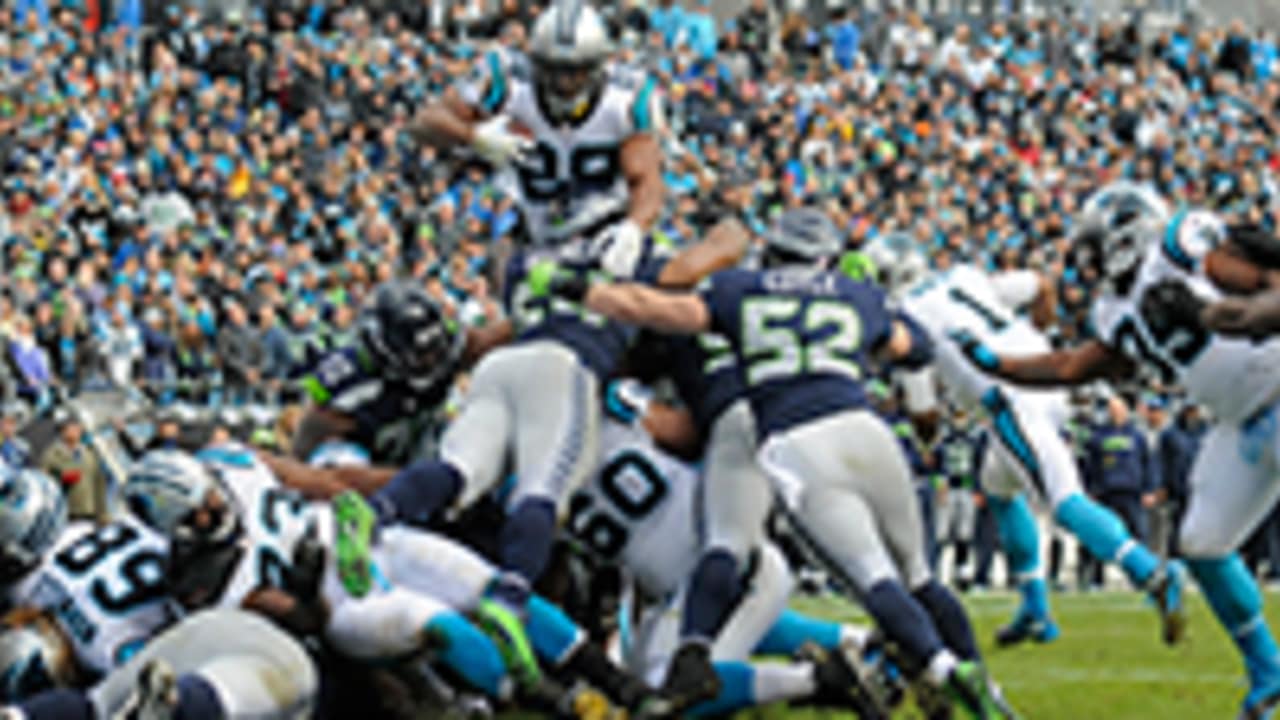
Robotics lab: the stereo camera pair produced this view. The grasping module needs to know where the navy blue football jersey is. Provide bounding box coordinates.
[700,268,895,438]
[503,240,667,380]
[300,346,450,464]
[659,332,744,434]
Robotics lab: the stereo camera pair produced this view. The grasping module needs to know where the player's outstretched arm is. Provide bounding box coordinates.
[952,332,1133,387]
[256,450,397,500]
[1203,290,1280,338]
[656,216,751,289]
[289,407,357,462]
[412,88,482,149]
[585,283,711,335]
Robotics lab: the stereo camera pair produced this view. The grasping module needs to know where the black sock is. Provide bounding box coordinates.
[563,642,649,708]
[913,579,980,661]
[500,496,558,588]
[371,459,463,526]
[680,548,743,642]
[19,689,94,720]
[176,674,225,720]
[862,579,946,674]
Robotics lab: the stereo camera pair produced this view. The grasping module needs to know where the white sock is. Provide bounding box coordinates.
[925,650,959,687]
[752,662,818,705]
[839,624,873,651]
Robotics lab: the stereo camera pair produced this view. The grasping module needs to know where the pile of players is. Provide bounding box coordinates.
[5,1,1280,718]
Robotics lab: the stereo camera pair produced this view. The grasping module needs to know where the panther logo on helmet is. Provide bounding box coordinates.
[529,0,613,126]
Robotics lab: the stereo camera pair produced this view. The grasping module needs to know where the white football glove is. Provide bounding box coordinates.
[599,219,645,279]
[471,116,534,167]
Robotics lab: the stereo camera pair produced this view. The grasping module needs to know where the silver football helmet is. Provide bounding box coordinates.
[0,467,67,583]
[863,232,930,296]
[123,449,232,540]
[762,207,844,267]
[529,0,613,125]
[1074,181,1171,294]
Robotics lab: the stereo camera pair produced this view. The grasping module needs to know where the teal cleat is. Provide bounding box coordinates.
[1241,672,1280,720]
[995,613,1060,648]
[1152,559,1188,646]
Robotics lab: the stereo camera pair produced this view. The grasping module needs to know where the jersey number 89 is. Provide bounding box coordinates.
[54,524,165,614]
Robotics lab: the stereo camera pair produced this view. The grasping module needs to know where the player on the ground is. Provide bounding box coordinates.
[532,207,1015,717]
[0,467,174,685]
[1,609,317,720]
[949,181,1280,718]
[862,224,1186,648]
[124,445,659,716]
[419,0,664,250]
[570,417,896,717]
[0,465,317,720]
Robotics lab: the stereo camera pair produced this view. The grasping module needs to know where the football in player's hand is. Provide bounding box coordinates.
[505,116,535,140]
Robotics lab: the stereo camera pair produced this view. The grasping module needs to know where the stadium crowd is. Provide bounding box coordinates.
[0,0,1279,576]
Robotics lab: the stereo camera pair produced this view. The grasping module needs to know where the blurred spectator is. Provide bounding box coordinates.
[0,404,31,468]
[39,413,107,524]
[216,300,263,404]
[100,305,143,388]
[140,307,177,396]
[258,304,292,400]
[1082,396,1152,585]
[9,315,52,408]
[1157,403,1205,556]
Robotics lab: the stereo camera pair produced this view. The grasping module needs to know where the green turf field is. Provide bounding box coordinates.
[748,590,1276,719]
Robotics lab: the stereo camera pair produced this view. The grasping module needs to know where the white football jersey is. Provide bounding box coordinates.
[464,49,662,245]
[1091,209,1280,423]
[11,516,173,676]
[899,264,1063,412]
[196,443,334,608]
[567,422,699,598]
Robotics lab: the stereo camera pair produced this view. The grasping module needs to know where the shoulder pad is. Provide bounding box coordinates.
[300,348,368,406]
[1161,209,1224,272]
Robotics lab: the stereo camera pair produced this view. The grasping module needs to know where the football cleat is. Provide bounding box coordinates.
[112,660,179,720]
[995,613,1060,648]
[946,661,1020,720]
[475,598,541,692]
[658,643,721,715]
[1150,560,1188,646]
[332,491,377,598]
[798,640,891,719]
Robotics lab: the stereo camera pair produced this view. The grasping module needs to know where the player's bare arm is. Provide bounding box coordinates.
[462,320,514,365]
[584,283,710,335]
[1030,272,1059,330]
[619,133,664,232]
[656,216,750,289]
[957,335,1134,387]
[256,450,397,500]
[1203,290,1280,338]
[289,407,357,462]
[413,90,482,149]
[639,401,703,461]
[1204,247,1280,295]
